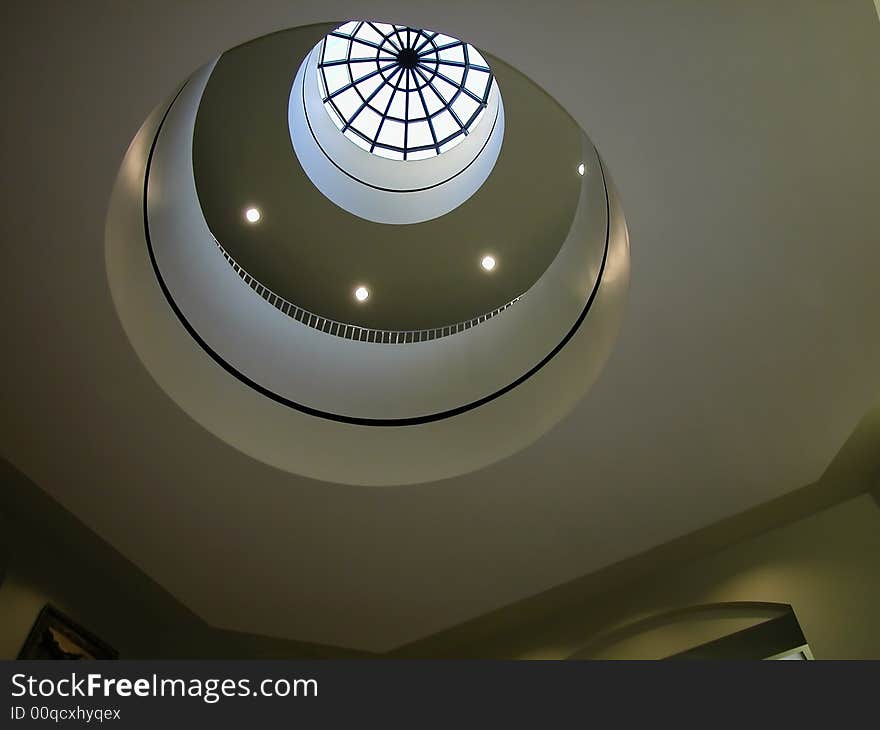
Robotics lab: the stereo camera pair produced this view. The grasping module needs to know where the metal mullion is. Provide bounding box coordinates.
[413,66,444,109]
[393,26,407,52]
[461,103,485,130]
[343,67,399,131]
[446,105,466,134]
[370,66,404,152]
[379,31,401,53]
[461,43,471,108]
[319,57,393,68]
[403,69,411,157]
[368,22,399,51]
[330,31,383,51]
[318,39,333,100]
[414,67,460,132]
[327,61,397,100]
[415,67,466,133]
[389,65,410,91]
[343,34,355,96]
[480,74,494,103]
[434,59,491,73]
[432,40,464,53]
[413,73,438,150]
[379,66,412,122]
[414,31,439,54]
[432,68,482,106]
[414,59,440,89]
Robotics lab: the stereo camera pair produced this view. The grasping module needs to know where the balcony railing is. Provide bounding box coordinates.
[214,237,520,344]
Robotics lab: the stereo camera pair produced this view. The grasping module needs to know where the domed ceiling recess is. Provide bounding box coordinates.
[193,22,580,331]
[105,20,630,485]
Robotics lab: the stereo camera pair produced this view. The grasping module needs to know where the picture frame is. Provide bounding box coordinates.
[17,604,118,660]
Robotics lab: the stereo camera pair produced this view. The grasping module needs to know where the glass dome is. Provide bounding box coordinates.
[316,21,495,160]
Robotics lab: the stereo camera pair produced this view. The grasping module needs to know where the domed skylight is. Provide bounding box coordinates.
[316,21,495,161]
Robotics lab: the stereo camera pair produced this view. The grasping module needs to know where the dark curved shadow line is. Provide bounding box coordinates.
[566,602,794,660]
[144,79,610,428]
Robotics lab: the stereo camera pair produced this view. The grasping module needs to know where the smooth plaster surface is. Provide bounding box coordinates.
[1,1,879,651]
[457,492,880,660]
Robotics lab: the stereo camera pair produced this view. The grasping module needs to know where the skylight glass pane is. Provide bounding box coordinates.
[334,88,362,118]
[354,107,382,138]
[468,47,489,69]
[371,22,395,36]
[421,87,444,115]
[336,21,359,35]
[439,45,465,63]
[409,93,431,122]
[387,90,406,120]
[440,65,465,85]
[351,41,377,59]
[432,77,458,103]
[464,69,491,100]
[323,36,349,62]
[407,120,433,148]
[432,110,458,141]
[317,22,495,159]
[322,65,349,95]
[355,73,382,99]
[369,83,394,113]
[406,90,421,116]
[358,23,384,45]
[433,34,458,48]
[377,119,405,148]
[452,94,480,124]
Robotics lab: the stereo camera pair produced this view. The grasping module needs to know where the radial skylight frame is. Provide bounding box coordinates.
[316,21,495,161]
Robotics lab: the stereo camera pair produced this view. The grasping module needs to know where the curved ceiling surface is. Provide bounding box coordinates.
[4,2,880,654]
[193,24,582,330]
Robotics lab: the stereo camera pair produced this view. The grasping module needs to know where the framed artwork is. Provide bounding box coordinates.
[17,604,118,660]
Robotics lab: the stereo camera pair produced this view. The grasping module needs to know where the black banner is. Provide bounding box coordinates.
[2,660,873,727]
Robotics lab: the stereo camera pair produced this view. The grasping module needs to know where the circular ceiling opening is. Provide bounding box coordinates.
[288,20,505,225]
[317,22,495,161]
[106,20,631,485]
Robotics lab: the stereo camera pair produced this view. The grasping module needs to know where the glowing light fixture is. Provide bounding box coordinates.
[354,286,370,302]
[244,207,261,223]
[577,163,585,176]
[481,255,497,272]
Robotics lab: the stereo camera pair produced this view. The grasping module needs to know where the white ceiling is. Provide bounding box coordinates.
[2,1,879,652]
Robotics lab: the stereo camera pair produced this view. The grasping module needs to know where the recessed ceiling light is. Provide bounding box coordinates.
[577,163,585,176]
[481,255,497,272]
[244,207,261,223]
[354,286,369,302]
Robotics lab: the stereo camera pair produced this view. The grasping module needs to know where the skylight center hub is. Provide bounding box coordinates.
[397,47,420,70]
[316,22,496,160]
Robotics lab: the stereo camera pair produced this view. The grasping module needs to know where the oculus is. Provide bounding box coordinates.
[317,22,494,160]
